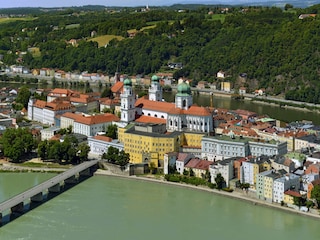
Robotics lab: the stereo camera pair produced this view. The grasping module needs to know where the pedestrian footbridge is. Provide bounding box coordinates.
[0,159,99,226]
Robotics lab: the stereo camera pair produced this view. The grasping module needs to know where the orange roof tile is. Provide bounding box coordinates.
[135,115,166,124]
[111,82,123,93]
[93,135,113,142]
[75,113,119,125]
[135,97,175,112]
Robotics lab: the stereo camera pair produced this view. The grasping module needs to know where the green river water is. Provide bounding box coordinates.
[0,173,319,240]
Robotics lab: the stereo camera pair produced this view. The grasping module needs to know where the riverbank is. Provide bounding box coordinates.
[94,169,320,220]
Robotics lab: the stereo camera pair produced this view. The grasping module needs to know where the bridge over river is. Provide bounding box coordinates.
[0,159,99,225]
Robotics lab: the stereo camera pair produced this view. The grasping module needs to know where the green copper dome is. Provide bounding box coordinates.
[123,78,132,86]
[177,81,191,95]
[151,75,159,82]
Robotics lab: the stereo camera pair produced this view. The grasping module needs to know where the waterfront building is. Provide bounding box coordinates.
[241,155,272,185]
[201,135,249,161]
[88,135,124,156]
[273,174,300,203]
[184,158,213,178]
[201,134,286,161]
[118,123,181,167]
[163,152,194,175]
[257,170,284,202]
[283,190,302,206]
[209,157,236,187]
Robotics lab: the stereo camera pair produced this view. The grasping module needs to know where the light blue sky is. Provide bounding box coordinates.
[2,0,168,8]
[0,0,280,9]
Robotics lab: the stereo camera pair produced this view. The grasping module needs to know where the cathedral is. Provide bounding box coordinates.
[120,75,214,134]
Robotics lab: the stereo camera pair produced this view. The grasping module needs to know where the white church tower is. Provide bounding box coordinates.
[149,75,162,101]
[120,78,136,123]
[175,81,193,110]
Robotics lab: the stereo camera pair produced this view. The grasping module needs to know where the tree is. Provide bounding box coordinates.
[106,124,118,139]
[77,142,91,162]
[2,128,36,162]
[16,86,31,109]
[311,185,320,208]
[215,173,225,190]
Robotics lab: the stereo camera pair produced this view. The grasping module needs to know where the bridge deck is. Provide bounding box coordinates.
[0,160,99,213]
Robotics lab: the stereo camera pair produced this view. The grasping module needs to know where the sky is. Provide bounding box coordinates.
[2,0,168,8]
[0,0,288,9]
[1,0,319,8]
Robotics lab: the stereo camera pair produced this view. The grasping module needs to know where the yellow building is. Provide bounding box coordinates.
[118,123,181,167]
[181,132,204,148]
[283,190,302,205]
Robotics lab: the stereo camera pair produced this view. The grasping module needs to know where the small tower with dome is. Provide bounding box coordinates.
[149,75,162,101]
[120,77,136,123]
[175,81,192,110]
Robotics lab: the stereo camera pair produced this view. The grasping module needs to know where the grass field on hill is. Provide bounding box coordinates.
[89,35,125,47]
[0,17,36,24]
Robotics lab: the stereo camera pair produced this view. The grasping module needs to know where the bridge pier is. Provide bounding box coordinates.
[31,192,43,202]
[11,202,24,214]
[64,175,77,184]
[48,183,61,193]
[79,168,91,177]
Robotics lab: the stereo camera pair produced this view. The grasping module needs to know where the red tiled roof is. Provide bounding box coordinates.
[185,158,213,170]
[93,135,113,142]
[284,190,301,197]
[111,81,123,93]
[135,115,166,124]
[135,97,175,112]
[177,153,190,162]
[184,105,212,116]
[75,113,119,125]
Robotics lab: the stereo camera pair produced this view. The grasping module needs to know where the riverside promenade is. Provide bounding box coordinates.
[94,169,320,220]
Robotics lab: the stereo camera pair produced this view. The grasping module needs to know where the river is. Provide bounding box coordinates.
[0,173,319,239]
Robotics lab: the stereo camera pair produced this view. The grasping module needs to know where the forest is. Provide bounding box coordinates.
[1,4,320,103]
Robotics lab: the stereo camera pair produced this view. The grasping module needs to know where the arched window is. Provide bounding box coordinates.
[183,99,186,107]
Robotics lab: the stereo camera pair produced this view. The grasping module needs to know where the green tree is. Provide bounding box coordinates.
[311,185,320,208]
[106,124,118,139]
[215,173,225,190]
[16,86,31,109]
[77,142,91,162]
[2,128,36,162]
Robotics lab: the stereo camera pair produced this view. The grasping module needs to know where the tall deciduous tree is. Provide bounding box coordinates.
[2,128,36,162]
[16,86,31,109]
[311,185,320,208]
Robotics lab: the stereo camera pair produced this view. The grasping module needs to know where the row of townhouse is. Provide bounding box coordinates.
[165,150,320,205]
[201,134,287,161]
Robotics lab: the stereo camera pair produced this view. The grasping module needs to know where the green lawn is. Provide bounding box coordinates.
[0,17,36,24]
[89,35,124,47]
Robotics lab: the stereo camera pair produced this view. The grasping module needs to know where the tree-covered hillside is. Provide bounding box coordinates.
[1,5,320,102]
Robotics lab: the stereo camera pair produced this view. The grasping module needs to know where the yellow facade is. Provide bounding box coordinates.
[253,164,259,185]
[118,126,181,167]
[264,176,274,200]
[283,194,294,205]
[184,167,206,178]
[181,132,205,148]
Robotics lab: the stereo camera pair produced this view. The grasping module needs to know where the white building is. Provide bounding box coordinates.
[73,113,120,137]
[40,126,60,141]
[273,174,300,203]
[88,135,124,156]
[209,157,235,187]
[28,98,75,126]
